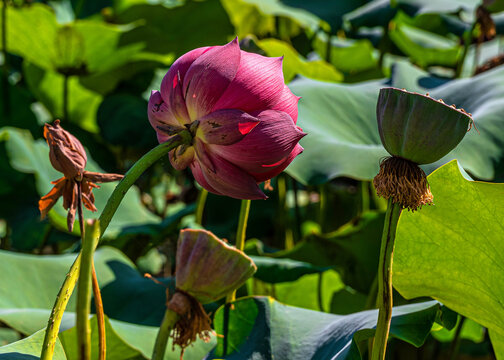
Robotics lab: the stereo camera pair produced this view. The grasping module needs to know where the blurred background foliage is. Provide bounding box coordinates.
[1,0,504,359]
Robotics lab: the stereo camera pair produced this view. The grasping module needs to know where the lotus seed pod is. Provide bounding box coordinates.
[175,229,257,304]
[377,88,472,165]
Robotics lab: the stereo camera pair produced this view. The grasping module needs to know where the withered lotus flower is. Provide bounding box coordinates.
[373,88,472,211]
[39,120,123,231]
[167,229,256,352]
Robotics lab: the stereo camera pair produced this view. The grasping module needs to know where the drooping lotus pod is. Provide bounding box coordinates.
[166,229,256,352]
[174,229,256,304]
[377,88,472,165]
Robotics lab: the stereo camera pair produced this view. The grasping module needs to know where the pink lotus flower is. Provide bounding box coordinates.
[148,38,305,200]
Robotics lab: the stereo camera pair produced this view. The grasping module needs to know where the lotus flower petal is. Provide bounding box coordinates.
[197,109,259,145]
[189,161,222,195]
[251,143,304,183]
[197,148,266,200]
[212,52,285,114]
[272,85,300,124]
[183,38,241,119]
[175,229,257,304]
[160,46,211,104]
[148,90,179,143]
[149,39,305,199]
[208,110,306,178]
[169,72,191,124]
[169,145,195,171]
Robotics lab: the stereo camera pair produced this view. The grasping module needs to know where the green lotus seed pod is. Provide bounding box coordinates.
[377,88,472,164]
[175,229,256,304]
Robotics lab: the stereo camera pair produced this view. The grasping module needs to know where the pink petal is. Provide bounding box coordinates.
[183,38,241,120]
[195,150,267,200]
[212,52,285,114]
[194,141,216,173]
[197,109,259,145]
[189,160,222,195]
[272,85,300,124]
[148,90,180,143]
[251,143,304,182]
[208,110,306,177]
[169,71,191,124]
[169,145,195,171]
[160,46,211,104]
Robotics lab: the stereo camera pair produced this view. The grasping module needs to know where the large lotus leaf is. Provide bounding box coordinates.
[209,296,453,359]
[392,0,479,16]
[0,246,214,358]
[271,211,384,293]
[60,315,214,360]
[287,61,504,184]
[1,127,159,237]
[343,0,397,29]
[23,62,102,133]
[279,0,368,30]
[0,328,20,347]
[312,32,379,74]
[249,270,344,311]
[393,160,504,357]
[116,0,234,57]
[254,38,342,83]
[460,37,502,78]
[0,246,179,327]
[389,59,451,92]
[0,3,58,71]
[0,329,67,360]
[251,256,330,283]
[389,13,461,67]
[285,77,385,184]
[433,317,485,343]
[1,3,169,74]
[221,0,326,39]
[398,11,469,37]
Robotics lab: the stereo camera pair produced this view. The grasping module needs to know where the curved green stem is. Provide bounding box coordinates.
[76,220,100,360]
[151,308,179,360]
[455,23,476,78]
[195,188,208,225]
[62,74,69,122]
[226,199,251,303]
[40,255,81,360]
[317,272,324,312]
[371,199,401,360]
[449,316,466,360]
[2,0,10,120]
[40,133,191,360]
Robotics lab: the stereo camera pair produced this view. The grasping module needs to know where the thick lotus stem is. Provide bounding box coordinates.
[373,156,433,211]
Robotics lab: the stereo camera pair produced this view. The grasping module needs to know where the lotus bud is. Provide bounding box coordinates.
[167,229,256,351]
[374,88,472,211]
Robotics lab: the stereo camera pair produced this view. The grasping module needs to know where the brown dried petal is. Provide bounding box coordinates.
[84,171,124,183]
[44,120,87,179]
[38,177,67,219]
[81,179,98,212]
